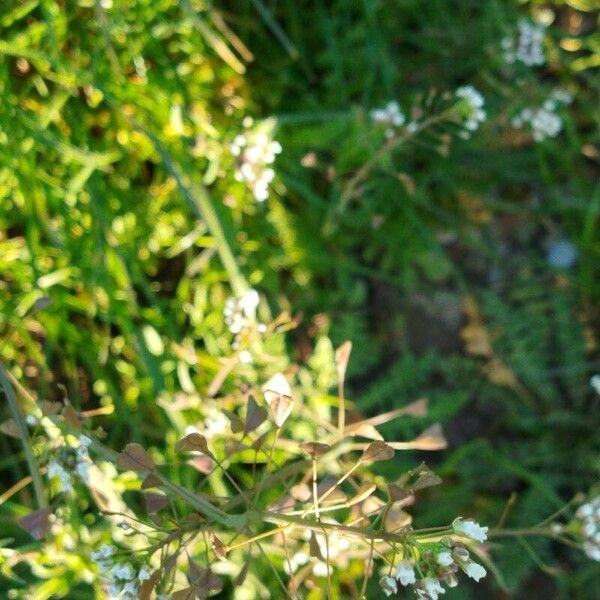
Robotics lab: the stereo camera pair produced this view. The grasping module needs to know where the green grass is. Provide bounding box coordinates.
[0,0,599,598]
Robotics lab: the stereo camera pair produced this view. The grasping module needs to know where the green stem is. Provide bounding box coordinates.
[0,362,47,509]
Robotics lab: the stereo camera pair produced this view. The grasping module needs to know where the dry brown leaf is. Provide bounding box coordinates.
[115,443,155,472]
[210,532,227,560]
[388,424,447,451]
[387,484,411,503]
[18,507,51,540]
[349,423,383,441]
[139,570,161,600]
[62,404,82,430]
[299,442,331,458]
[361,441,394,462]
[263,373,294,428]
[0,419,20,438]
[233,560,250,587]
[175,433,210,455]
[335,341,352,383]
[309,531,324,560]
[141,473,162,489]
[144,492,169,514]
[244,395,267,435]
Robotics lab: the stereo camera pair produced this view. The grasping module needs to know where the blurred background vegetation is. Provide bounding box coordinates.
[0,0,599,598]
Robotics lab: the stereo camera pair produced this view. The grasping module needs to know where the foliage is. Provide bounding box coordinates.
[0,0,599,598]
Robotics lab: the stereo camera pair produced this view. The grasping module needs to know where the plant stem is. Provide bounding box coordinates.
[0,362,47,509]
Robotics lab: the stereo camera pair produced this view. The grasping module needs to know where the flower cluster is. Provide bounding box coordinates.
[511,90,572,142]
[502,19,545,66]
[380,518,487,598]
[47,434,93,493]
[224,288,260,335]
[576,497,600,561]
[91,544,152,600]
[230,120,282,202]
[370,101,406,138]
[454,86,486,137]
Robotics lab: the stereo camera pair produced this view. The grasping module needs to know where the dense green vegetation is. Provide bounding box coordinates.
[0,1,599,598]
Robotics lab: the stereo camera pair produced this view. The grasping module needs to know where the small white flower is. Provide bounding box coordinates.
[584,542,600,562]
[26,415,38,426]
[79,435,93,448]
[47,460,73,493]
[455,86,486,135]
[371,101,406,134]
[75,460,90,482]
[453,518,489,542]
[590,375,600,395]
[138,565,152,581]
[238,350,253,364]
[395,560,416,585]
[312,561,329,577]
[380,575,398,596]
[424,577,446,599]
[462,560,487,581]
[576,502,593,519]
[91,544,115,562]
[504,20,545,66]
[111,563,134,580]
[231,125,281,202]
[239,289,259,317]
[436,551,454,566]
[122,580,138,596]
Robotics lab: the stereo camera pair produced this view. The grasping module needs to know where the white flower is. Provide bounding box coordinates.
[395,560,416,585]
[512,104,563,141]
[91,544,115,562]
[312,561,329,577]
[238,350,253,364]
[239,289,259,317]
[576,496,600,562]
[590,375,600,395]
[380,575,398,596]
[584,542,600,562]
[453,518,488,542]
[111,563,134,580]
[224,289,260,335]
[461,560,487,581]
[121,581,138,597]
[423,577,446,599]
[231,126,281,202]
[47,460,73,492]
[75,460,90,482]
[436,551,454,566]
[138,565,152,581]
[503,20,545,66]
[79,435,92,448]
[371,101,406,137]
[455,86,486,135]
[26,415,38,426]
